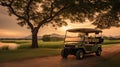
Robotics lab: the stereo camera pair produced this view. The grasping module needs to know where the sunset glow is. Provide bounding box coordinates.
[60,26,72,31]
[0,6,120,38]
[0,29,27,38]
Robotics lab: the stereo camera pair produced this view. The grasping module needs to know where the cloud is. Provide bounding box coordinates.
[102,27,120,36]
[0,6,8,15]
[0,6,19,30]
[0,6,30,38]
[0,29,29,38]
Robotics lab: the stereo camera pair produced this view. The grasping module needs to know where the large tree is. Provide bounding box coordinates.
[0,0,120,48]
[92,0,120,29]
[0,0,75,48]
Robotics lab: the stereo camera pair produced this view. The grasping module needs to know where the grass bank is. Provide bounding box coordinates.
[0,48,61,62]
[103,40,120,45]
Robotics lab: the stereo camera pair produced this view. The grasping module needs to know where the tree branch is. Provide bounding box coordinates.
[0,0,25,20]
[25,0,34,30]
[0,0,34,30]
[49,0,55,17]
[9,2,33,30]
[37,4,70,28]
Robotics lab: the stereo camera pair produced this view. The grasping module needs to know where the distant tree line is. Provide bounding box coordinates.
[42,35,64,41]
[0,38,27,40]
[103,36,120,40]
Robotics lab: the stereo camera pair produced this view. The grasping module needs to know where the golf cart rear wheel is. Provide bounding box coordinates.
[96,48,101,56]
[76,50,84,59]
[61,49,68,58]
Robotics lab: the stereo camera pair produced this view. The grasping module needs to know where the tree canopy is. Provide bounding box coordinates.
[0,0,119,29]
[93,0,120,29]
[0,0,80,29]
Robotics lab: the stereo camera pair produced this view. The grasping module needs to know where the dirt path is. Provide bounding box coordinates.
[0,44,120,67]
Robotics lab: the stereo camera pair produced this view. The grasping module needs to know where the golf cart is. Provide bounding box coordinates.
[61,28,104,59]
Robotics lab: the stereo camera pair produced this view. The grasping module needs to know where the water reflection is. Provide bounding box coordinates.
[0,42,19,50]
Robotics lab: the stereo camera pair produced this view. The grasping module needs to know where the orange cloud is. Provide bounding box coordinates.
[0,29,26,38]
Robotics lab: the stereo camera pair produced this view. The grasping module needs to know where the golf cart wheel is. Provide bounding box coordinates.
[76,50,84,59]
[61,49,68,58]
[96,48,101,56]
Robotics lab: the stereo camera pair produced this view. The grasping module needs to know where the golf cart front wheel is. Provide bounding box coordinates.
[96,48,101,56]
[61,49,68,58]
[76,50,84,59]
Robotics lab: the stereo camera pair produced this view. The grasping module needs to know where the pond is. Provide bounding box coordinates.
[0,42,19,50]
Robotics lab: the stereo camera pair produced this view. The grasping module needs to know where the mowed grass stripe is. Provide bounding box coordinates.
[0,48,61,62]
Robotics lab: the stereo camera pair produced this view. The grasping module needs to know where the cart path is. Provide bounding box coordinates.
[0,44,120,67]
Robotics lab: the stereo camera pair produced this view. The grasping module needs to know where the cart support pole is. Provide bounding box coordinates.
[64,31,67,43]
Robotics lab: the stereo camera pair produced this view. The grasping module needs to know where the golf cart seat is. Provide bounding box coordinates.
[85,37,104,44]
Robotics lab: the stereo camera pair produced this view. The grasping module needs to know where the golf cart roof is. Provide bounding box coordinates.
[67,28,102,33]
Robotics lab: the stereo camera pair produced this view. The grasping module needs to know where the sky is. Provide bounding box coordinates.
[0,6,120,38]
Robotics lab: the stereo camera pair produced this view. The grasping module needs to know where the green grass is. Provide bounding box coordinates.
[0,40,63,62]
[102,39,120,47]
[0,40,64,49]
[0,48,61,62]
[38,40,64,48]
[103,39,120,45]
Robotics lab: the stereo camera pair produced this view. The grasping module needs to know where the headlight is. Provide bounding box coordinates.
[75,45,78,48]
[63,45,65,47]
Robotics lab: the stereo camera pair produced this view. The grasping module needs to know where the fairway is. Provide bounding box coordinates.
[0,39,120,62]
[0,48,61,62]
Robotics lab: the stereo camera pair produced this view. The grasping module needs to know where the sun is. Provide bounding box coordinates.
[60,26,72,31]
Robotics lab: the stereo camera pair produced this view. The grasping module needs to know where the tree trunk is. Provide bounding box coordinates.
[31,27,39,48]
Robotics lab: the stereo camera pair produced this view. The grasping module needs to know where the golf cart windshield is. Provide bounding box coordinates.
[65,32,84,43]
[64,28,102,44]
